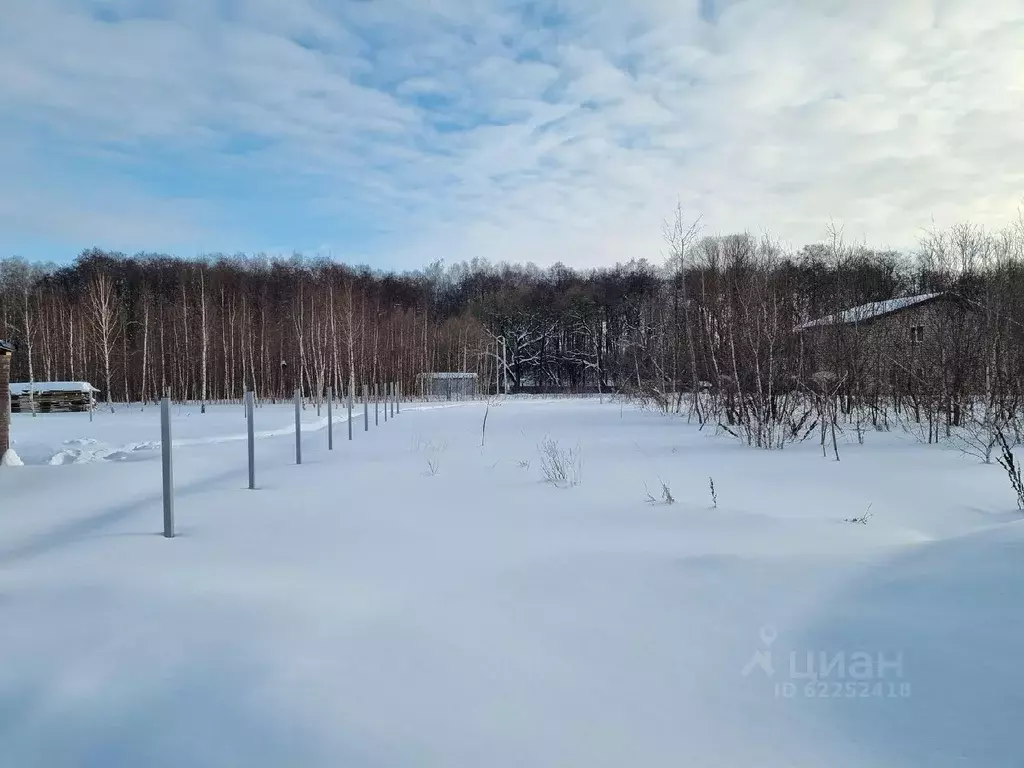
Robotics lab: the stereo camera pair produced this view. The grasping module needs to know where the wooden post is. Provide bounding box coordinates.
[0,342,12,459]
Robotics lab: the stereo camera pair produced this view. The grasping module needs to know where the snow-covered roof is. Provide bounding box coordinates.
[795,293,944,331]
[0,339,13,354]
[9,381,100,395]
[416,372,479,379]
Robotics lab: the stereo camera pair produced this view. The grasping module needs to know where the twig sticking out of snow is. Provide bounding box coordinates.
[994,429,1024,510]
[481,401,491,448]
[645,478,675,505]
[844,503,874,525]
[538,437,582,487]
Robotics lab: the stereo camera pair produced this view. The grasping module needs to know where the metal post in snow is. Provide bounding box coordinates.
[396,381,401,414]
[363,384,369,432]
[347,386,353,440]
[294,389,302,465]
[383,383,389,423]
[160,397,175,538]
[502,336,508,395]
[390,382,395,419]
[495,340,500,396]
[375,383,379,426]
[327,385,334,450]
[246,389,255,490]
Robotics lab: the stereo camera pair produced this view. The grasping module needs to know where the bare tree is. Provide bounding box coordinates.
[663,203,702,419]
[86,271,121,408]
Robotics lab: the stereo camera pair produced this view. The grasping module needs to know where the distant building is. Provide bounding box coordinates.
[794,292,974,350]
[795,292,953,337]
[794,291,978,397]
[417,372,479,400]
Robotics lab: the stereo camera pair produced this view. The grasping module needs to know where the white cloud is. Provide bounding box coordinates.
[1,0,1022,266]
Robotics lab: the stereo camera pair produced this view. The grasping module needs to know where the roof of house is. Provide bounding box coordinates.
[416,372,479,379]
[795,292,945,331]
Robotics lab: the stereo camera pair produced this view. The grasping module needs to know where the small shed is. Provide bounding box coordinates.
[1,340,14,458]
[10,381,99,413]
[417,372,479,400]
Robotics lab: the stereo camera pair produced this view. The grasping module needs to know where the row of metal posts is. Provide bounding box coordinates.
[161,382,402,538]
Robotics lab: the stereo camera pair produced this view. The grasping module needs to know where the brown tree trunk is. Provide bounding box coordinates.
[0,351,10,457]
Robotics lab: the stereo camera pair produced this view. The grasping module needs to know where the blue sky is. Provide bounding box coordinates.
[2,0,1022,268]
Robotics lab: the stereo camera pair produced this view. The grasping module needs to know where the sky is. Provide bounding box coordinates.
[2,0,1022,270]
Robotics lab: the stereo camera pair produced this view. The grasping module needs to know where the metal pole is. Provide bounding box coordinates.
[390,382,395,418]
[396,381,401,414]
[246,390,255,490]
[327,385,334,450]
[375,383,379,426]
[363,384,369,431]
[502,337,508,395]
[294,389,302,465]
[347,386,353,440]
[160,397,175,538]
[384,383,389,423]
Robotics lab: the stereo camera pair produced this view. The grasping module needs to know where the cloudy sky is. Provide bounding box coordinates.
[2,0,1022,268]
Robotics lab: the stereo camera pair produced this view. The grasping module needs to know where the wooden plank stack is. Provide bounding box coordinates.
[9,382,97,414]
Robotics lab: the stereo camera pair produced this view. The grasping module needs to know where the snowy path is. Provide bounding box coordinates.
[1,400,1021,766]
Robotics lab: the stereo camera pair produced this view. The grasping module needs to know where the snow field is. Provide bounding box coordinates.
[0,398,1021,766]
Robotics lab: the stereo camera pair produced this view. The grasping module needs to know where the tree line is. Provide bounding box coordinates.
[2,217,1023,438]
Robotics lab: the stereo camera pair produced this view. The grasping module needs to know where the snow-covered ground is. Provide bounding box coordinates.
[1,398,1021,767]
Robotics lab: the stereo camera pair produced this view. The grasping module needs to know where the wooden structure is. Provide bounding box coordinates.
[795,292,953,336]
[9,381,99,413]
[794,291,977,395]
[794,293,970,353]
[0,340,13,458]
[416,372,479,400]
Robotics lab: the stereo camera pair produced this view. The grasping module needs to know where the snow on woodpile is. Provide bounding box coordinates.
[9,381,99,395]
[795,292,944,331]
[9,381,99,413]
